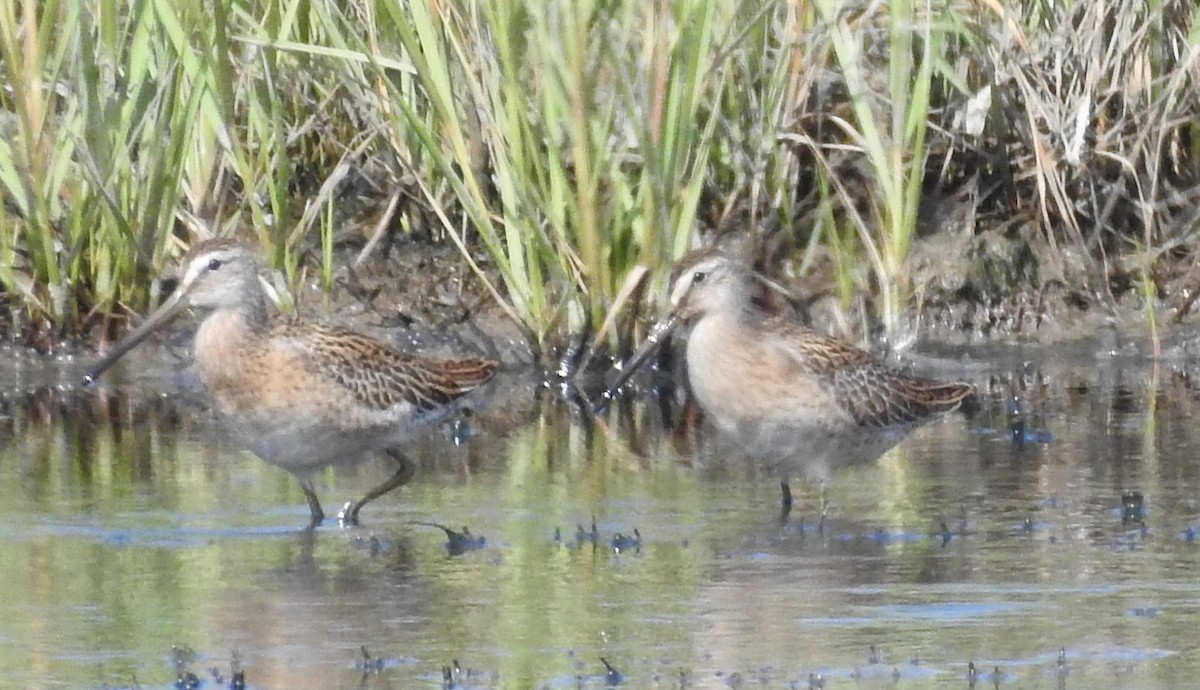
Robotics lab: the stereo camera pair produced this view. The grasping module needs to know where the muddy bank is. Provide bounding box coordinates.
[227,224,1200,366]
[5,216,1199,384]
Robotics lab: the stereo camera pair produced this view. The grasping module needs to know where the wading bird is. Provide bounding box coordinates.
[85,238,498,526]
[607,248,972,518]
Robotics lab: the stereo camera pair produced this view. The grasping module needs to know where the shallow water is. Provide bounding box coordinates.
[4,346,1200,689]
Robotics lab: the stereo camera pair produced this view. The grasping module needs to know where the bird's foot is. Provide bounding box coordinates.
[337,501,362,526]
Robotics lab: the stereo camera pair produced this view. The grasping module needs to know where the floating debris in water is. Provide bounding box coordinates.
[1008,419,1055,444]
[1015,517,1055,535]
[973,398,1054,445]
[170,644,201,690]
[555,516,647,552]
[868,645,883,664]
[781,509,828,537]
[600,657,624,686]
[413,522,486,555]
[576,517,601,547]
[229,649,245,690]
[966,662,1010,688]
[352,533,386,557]
[1121,491,1146,525]
[209,650,245,690]
[358,646,386,674]
[611,529,641,554]
[863,528,925,545]
[169,644,197,672]
[1112,523,1149,551]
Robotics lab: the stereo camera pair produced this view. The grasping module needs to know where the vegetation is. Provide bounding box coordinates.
[1,0,1198,355]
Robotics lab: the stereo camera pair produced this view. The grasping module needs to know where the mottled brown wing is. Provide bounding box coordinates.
[768,316,874,372]
[278,320,498,412]
[771,318,972,427]
[831,364,974,428]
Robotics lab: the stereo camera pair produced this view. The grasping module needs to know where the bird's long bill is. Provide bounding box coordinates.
[82,291,190,386]
[601,312,681,398]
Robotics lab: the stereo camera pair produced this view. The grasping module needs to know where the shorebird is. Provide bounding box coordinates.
[607,248,973,517]
[84,238,498,525]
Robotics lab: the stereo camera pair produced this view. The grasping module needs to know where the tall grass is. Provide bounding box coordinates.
[813,0,939,341]
[0,0,188,332]
[362,0,727,346]
[1,0,1198,353]
[0,0,305,338]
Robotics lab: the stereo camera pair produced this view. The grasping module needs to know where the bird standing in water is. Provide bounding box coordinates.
[85,238,498,525]
[609,248,973,517]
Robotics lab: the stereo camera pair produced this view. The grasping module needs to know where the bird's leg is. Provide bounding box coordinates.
[818,482,828,533]
[780,480,794,523]
[338,450,416,525]
[299,478,325,526]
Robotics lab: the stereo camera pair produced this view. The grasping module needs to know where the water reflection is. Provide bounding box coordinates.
[4,352,1200,688]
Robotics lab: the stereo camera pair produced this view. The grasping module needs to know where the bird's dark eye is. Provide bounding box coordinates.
[207,258,222,271]
[692,270,706,284]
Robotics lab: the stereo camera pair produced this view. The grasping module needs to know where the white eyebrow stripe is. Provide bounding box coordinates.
[178,249,233,288]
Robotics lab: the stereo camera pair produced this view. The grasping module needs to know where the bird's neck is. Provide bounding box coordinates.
[193,303,268,386]
[698,301,762,340]
[722,278,767,328]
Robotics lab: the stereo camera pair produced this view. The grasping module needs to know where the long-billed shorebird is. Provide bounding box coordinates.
[84,238,498,525]
[608,248,973,517]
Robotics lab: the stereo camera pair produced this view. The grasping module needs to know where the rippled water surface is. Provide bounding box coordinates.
[5,345,1200,689]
